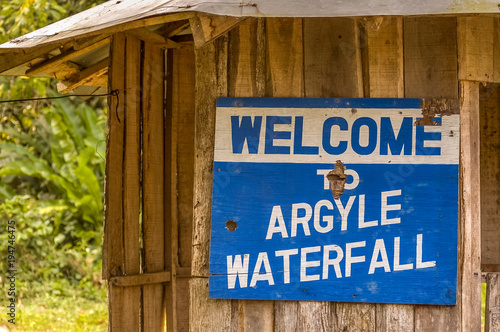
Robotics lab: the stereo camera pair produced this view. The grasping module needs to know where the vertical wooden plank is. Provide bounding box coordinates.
[266,18,303,97]
[458,80,482,332]
[169,44,196,332]
[479,83,500,271]
[404,17,458,99]
[361,16,414,332]
[303,17,363,98]
[142,41,166,332]
[105,32,126,332]
[165,48,177,332]
[265,16,308,332]
[190,278,233,331]
[494,18,500,83]
[376,304,413,332]
[227,18,274,332]
[457,17,495,83]
[229,18,266,98]
[486,273,500,332]
[302,17,373,332]
[174,45,196,270]
[365,17,404,98]
[405,17,461,332]
[122,33,142,331]
[191,34,235,331]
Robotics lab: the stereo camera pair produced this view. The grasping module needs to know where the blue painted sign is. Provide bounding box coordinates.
[209,97,459,305]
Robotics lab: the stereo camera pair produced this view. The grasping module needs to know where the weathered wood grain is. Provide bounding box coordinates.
[191,35,227,278]
[57,57,108,93]
[142,41,166,332]
[168,44,196,332]
[375,304,413,332]
[457,17,500,83]
[479,84,500,271]
[121,34,142,332]
[227,17,274,332]
[364,16,414,332]
[190,34,230,330]
[266,18,304,97]
[405,17,461,332]
[229,18,266,98]
[404,17,458,99]
[190,278,234,331]
[458,81,482,332]
[364,17,404,98]
[190,13,244,48]
[105,32,127,332]
[304,17,363,98]
[486,273,500,332]
[25,36,110,77]
[165,48,177,332]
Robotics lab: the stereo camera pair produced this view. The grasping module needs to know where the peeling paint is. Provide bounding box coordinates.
[415,98,459,126]
[326,160,347,199]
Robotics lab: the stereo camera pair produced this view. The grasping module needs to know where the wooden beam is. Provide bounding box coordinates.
[364,17,404,98]
[121,34,142,331]
[155,20,190,38]
[0,12,195,76]
[110,271,171,287]
[57,58,109,93]
[459,80,482,332]
[458,17,500,83]
[25,37,110,77]
[104,32,127,332]
[190,14,245,48]
[190,33,232,331]
[479,83,500,270]
[142,41,166,332]
[485,272,500,332]
[404,17,458,99]
[0,43,60,75]
[126,27,180,48]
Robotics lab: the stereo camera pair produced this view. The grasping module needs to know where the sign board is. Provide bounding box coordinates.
[209,97,459,305]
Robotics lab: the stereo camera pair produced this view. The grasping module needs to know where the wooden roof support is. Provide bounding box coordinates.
[0,43,61,75]
[57,57,109,93]
[25,36,110,77]
[109,271,171,287]
[126,28,180,48]
[155,20,190,38]
[190,14,246,48]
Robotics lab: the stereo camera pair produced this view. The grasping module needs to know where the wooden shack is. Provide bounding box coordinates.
[1,0,500,330]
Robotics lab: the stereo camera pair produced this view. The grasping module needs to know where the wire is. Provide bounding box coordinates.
[0,90,117,104]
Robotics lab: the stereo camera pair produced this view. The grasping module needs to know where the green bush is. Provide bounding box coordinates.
[0,96,106,284]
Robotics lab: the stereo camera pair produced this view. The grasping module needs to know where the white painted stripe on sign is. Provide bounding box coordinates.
[214,107,459,165]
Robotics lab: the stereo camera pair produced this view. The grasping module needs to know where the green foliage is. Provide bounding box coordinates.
[0,0,110,329]
[0,278,107,331]
[0,97,106,281]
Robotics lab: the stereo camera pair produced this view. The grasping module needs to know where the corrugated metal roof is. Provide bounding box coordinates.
[1,0,499,50]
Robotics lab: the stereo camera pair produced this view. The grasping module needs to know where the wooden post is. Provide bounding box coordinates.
[142,42,166,331]
[228,18,274,332]
[168,44,196,332]
[459,80,482,332]
[486,273,500,332]
[479,83,500,272]
[121,34,142,331]
[191,35,236,331]
[105,32,128,332]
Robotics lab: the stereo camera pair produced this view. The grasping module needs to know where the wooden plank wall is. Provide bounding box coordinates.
[480,83,500,272]
[190,15,485,332]
[104,33,196,332]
